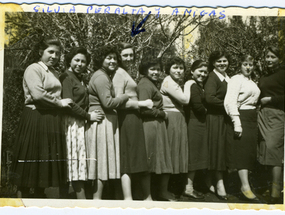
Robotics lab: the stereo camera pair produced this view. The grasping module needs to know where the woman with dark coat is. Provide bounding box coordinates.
[60,47,104,199]
[204,51,230,200]
[257,46,285,204]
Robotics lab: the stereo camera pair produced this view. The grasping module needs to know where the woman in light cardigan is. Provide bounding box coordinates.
[224,54,260,202]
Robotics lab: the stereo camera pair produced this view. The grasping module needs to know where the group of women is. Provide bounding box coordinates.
[11,37,284,204]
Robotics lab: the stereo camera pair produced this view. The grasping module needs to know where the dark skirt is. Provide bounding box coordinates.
[117,109,148,174]
[257,107,285,166]
[12,107,67,188]
[165,111,188,174]
[226,109,258,170]
[187,118,208,171]
[143,118,173,174]
[206,114,228,171]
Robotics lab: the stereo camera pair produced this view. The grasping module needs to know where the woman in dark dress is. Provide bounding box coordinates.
[204,51,230,200]
[137,57,174,201]
[60,47,104,199]
[224,54,260,202]
[12,38,73,198]
[184,60,208,199]
[257,46,285,203]
[113,43,153,200]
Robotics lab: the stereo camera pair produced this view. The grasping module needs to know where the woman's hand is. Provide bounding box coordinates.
[60,98,73,108]
[90,110,105,122]
[138,99,154,109]
[260,97,272,105]
[234,128,242,138]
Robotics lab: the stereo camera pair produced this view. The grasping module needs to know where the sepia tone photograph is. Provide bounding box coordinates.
[0,4,284,209]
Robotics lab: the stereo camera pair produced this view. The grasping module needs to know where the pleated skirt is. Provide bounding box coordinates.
[143,118,173,174]
[64,116,87,181]
[165,111,188,174]
[85,111,120,181]
[117,109,148,174]
[206,114,228,171]
[226,109,258,170]
[187,118,208,171]
[12,107,67,188]
[257,107,285,166]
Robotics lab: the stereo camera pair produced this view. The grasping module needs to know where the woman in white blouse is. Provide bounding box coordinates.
[224,54,260,202]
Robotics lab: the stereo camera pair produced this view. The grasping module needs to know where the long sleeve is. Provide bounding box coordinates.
[112,70,139,109]
[160,76,189,105]
[60,74,90,120]
[23,64,62,108]
[91,74,128,110]
[204,74,224,107]
[138,82,166,118]
[224,76,242,116]
[224,76,242,130]
[190,84,207,116]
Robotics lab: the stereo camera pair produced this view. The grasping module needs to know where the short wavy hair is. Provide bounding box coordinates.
[65,47,91,68]
[93,45,120,71]
[164,57,185,75]
[139,57,162,76]
[208,51,230,72]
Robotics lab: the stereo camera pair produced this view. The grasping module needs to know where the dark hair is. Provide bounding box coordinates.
[164,57,185,75]
[208,51,230,72]
[191,60,208,72]
[139,57,162,76]
[34,37,62,62]
[93,45,120,71]
[65,47,91,68]
[266,46,280,59]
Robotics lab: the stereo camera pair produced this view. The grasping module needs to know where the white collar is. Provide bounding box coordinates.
[213,69,230,82]
[38,61,49,71]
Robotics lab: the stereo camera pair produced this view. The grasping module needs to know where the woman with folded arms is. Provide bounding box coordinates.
[224,54,260,202]
[60,47,104,199]
[257,46,285,204]
[204,51,230,200]
[12,37,73,198]
[137,56,174,201]
[85,45,129,200]
[183,60,208,200]
[113,42,153,200]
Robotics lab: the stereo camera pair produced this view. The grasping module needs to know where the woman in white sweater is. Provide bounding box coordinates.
[224,54,260,202]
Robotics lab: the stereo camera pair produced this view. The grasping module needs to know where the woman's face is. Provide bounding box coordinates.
[265,51,279,69]
[40,45,61,67]
[213,56,228,73]
[169,64,184,82]
[146,64,161,82]
[191,66,208,83]
[241,60,254,77]
[120,48,134,69]
[70,53,87,74]
[102,53,118,72]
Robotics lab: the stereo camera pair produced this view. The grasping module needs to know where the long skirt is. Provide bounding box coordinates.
[64,116,87,181]
[257,107,285,166]
[117,109,148,174]
[165,111,188,174]
[85,111,120,181]
[187,118,208,171]
[12,107,66,188]
[143,118,173,174]
[206,114,228,171]
[226,109,258,170]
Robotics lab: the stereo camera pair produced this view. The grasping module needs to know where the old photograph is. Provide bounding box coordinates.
[0,4,284,209]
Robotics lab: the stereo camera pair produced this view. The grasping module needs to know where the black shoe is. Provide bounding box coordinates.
[156,195,177,202]
[184,190,205,199]
[240,190,260,203]
[215,191,229,201]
